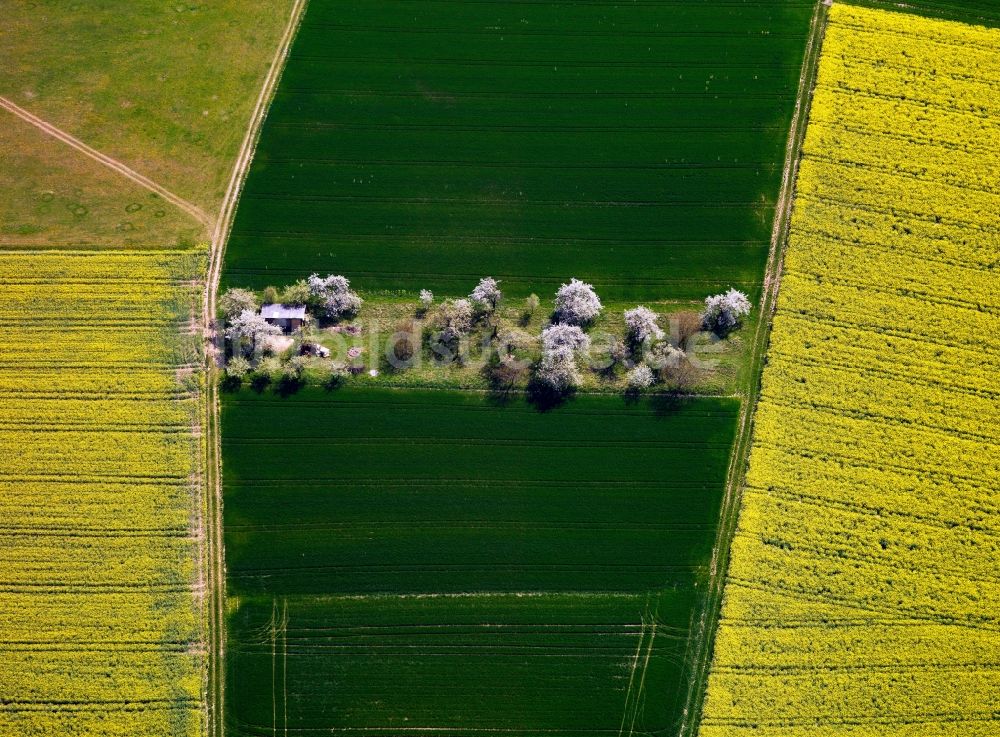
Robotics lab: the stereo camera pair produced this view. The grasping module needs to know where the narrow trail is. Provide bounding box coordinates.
[200,2,308,737]
[0,95,213,228]
[676,2,831,735]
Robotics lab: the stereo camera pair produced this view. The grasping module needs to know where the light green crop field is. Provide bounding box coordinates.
[223,387,739,736]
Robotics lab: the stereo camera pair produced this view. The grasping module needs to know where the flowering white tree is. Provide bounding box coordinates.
[535,324,591,394]
[626,364,655,389]
[553,278,603,325]
[540,323,590,355]
[434,298,474,345]
[470,277,502,313]
[419,289,434,310]
[308,273,363,319]
[702,289,752,334]
[535,346,581,392]
[225,309,281,355]
[624,306,665,346]
[219,288,258,320]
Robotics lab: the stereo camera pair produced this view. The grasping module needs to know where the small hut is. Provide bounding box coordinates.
[260,304,306,333]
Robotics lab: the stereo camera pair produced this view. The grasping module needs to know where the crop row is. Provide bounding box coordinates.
[700,5,1000,736]
[0,252,205,736]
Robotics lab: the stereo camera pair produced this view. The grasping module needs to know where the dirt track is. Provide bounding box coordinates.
[199,2,308,736]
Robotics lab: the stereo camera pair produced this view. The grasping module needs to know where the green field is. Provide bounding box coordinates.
[223,388,738,735]
[223,0,814,300]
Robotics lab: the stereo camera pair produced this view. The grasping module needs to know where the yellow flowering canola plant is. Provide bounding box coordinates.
[0,251,206,736]
[699,5,1000,736]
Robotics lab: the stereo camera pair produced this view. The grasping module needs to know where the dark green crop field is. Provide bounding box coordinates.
[223,387,738,736]
[223,0,814,300]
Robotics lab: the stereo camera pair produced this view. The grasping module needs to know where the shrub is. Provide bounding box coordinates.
[219,288,257,320]
[255,355,283,380]
[433,298,474,345]
[225,356,251,380]
[284,355,309,378]
[388,318,420,368]
[524,293,540,317]
[262,286,279,304]
[322,364,348,390]
[281,279,312,305]
[702,288,752,335]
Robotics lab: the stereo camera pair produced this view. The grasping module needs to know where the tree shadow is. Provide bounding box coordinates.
[481,358,526,406]
[648,391,690,417]
[525,378,574,412]
[274,375,305,397]
[219,374,243,394]
[485,386,519,408]
[249,374,271,394]
[322,372,347,391]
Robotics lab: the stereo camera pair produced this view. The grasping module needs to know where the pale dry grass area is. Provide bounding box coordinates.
[0,114,204,247]
[0,0,296,244]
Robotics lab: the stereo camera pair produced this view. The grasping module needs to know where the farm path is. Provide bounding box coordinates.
[0,94,212,227]
[200,2,308,736]
[677,1,832,735]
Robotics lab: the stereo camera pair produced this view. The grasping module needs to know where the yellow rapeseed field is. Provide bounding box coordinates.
[700,5,1000,736]
[0,251,206,736]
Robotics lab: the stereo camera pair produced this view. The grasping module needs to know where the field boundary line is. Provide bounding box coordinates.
[676,3,831,736]
[0,95,212,228]
[200,3,309,737]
